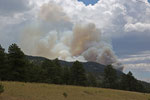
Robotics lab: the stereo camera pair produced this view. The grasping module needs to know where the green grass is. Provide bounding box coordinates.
[0,81,150,100]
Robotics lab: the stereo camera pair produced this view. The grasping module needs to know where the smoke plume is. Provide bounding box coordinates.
[20,2,123,70]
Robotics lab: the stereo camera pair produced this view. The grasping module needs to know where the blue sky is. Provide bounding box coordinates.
[78,0,99,5]
[78,0,150,5]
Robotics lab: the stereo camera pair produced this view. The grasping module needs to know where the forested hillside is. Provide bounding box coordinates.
[0,44,150,93]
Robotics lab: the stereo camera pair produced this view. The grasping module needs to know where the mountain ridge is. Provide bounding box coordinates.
[26,55,123,79]
[26,55,150,92]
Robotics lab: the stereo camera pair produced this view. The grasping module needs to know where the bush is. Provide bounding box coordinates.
[63,92,68,98]
[0,84,4,94]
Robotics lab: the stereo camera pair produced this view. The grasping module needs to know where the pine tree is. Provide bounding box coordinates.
[0,45,5,63]
[0,45,8,80]
[0,83,4,94]
[53,58,63,84]
[62,66,71,85]
[8,44,27,81]
[87,72,97,87]
[70,61,87,86]
[119,73,128,90]
[102,65,118,89]
[26,63,44,82]
[120,71,145,92]
[42,59,62,84]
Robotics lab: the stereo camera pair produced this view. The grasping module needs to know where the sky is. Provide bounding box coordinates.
[0,0,150,82]
[78,0,99,5]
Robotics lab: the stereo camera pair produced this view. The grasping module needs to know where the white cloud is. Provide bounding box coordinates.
[1,0,150,41]
[119,51,150,82]
[125,22,150,32]
[144,78,150,83]
[119,54,150,63]
[52,0,150,38]
[124,63,150,71]
[0,0,31,15]
[119,51,150,63]
[123,62,150,82]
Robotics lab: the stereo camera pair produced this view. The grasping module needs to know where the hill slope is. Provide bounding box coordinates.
[26,55,150,91]
[26,55,123,79]
[0,81,150,100]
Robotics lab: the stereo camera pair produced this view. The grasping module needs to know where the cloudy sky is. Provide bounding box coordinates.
[0,0,150,82]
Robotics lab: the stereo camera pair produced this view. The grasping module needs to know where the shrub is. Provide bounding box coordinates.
[0,83,4,94]
[63,92,68,98]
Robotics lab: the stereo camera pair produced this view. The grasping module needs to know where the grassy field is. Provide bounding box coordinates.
[0,81,150,100]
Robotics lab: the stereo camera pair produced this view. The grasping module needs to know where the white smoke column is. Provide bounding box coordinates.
[71,23,100,56]
[20,2,73,59]
[97,47,117,65]
[71,23,120,66]
[20,2,123,70]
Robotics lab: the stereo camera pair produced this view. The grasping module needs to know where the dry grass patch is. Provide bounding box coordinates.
[0,81,150,100]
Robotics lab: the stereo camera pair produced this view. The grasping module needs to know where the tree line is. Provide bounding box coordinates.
[0,44,149,93]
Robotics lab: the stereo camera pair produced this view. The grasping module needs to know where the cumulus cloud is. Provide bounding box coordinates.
[119,55,150,63]
[125,23,150,32]
[0,0,31,15]
[123,62,150,82]
[119,51,150,63]
[124,63,150,71]
[119,51,150,82]
[1,0,150,47]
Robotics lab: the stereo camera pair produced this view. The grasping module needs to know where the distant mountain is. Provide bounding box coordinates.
[59,60,124,79]
[26,55,123,80]
[26,55,49,64]
[26,55,150,91]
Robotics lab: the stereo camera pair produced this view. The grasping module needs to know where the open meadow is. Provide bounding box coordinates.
[0,81,150,100]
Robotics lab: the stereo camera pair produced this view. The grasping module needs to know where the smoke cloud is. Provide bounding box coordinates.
[20,2,123,69]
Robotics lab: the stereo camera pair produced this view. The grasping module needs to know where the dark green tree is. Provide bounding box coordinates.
[0,45,5,64]
[8,44,27,81]
[87,72,97,87]
[62,66,71,85]
[102,65,118,89]
[120,71,145,92]
[0,45,7,80]
[54,58,61,67]
[70,61,87,86]
[121,72,137,91]
[42,59,62,84]
[0,83,4,94]
[25,63,45,82]
[53,58,63,84]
